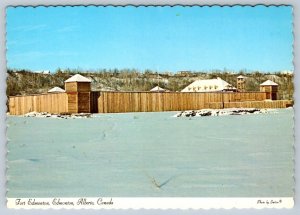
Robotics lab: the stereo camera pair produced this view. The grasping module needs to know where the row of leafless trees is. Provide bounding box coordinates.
[7,69,294,100]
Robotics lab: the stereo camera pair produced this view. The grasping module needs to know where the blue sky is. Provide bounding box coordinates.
[6,6,293,73]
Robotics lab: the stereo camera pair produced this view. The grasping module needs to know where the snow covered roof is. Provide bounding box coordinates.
[260,80,278,86]
[280,70,293,75]
[64,74,91,83]
[48,87,65,93]
[181,77,236,92]
[35,70,50,74]
[150,86,168,92]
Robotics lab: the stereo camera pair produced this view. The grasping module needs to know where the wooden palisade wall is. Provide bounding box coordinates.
[9,93,68,115]
[95,91,291,113]
[8,91,293,115]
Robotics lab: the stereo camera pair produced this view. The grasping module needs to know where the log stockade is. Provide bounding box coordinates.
[8,91,293,115]
[9,93,68,115]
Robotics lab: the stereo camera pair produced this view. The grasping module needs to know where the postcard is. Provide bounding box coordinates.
[6,5,294,209]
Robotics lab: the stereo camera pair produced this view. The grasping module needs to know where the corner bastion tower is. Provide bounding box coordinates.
[236,75,246,92]
[259,80,278,100]
[65,74,92,113]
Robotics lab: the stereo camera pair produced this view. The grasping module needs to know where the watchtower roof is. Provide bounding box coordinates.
[260,80,278,86]
[65,74,91,83]
[150,86,168,92]
[48,87,65,93]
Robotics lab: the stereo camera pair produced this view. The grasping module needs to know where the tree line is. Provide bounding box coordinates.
[7,68,294,100]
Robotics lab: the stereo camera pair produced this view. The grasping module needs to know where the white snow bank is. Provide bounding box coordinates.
[23,112,92,119]
[174,108,278,118]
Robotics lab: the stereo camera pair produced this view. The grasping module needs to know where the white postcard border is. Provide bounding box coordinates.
[7,197,294,209]
[2,0,300,214]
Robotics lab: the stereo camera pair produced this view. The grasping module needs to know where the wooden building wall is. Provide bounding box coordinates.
[65,82,91,92]
[260,86,278,100]
[260,85,278,92]
[237,79,246,92]
[78,92,91,113]
[66,92,91,113]
[77,82,91,92]
[67,93,78,113]
[65,82,78,92]
[65,82,91,113]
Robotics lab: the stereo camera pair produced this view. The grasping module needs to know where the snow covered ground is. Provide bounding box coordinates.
[7,108,294,197]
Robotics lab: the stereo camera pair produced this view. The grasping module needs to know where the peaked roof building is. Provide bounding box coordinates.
[181,77,236,92]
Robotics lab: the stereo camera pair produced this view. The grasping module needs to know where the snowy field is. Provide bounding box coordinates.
[7,109,294,197]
